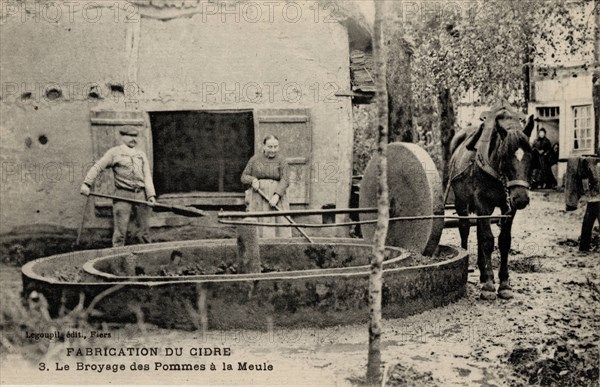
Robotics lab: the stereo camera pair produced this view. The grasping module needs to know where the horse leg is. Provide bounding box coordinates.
[455,200,470,250]
[477,217,496,300]
[498,210,515,299]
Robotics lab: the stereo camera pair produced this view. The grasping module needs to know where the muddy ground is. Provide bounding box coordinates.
[1,190,598,386]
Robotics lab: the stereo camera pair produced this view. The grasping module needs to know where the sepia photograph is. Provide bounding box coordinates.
[0,0,598,385]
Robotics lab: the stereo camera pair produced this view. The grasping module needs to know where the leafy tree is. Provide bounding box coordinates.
[381,0,595,182]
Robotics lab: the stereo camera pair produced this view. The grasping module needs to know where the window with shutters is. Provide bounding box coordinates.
[89,110,148,216]
[255,108,312,205]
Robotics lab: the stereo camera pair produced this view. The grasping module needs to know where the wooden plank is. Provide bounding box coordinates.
[158,196,245,207]
[159,192,245,199]
[257,115,309,123]
[90,118,146,126]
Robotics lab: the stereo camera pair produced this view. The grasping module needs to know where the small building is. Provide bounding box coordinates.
[457,1,598,185]
[528,65,598,183]
[0,0,371,235]
[527,0,598,184]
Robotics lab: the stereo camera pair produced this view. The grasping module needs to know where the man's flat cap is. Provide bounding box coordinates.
[119,126,139,136]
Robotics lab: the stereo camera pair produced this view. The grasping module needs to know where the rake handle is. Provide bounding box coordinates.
[255,188,314,243]
[87,192,154,207]
[85,192,206,217]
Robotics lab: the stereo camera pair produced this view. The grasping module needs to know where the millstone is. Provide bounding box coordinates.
[359,142,444,256]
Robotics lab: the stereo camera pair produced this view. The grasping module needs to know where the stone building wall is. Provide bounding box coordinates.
[0,1,357,234]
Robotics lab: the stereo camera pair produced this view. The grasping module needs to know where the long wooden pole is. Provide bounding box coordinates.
[220,204,459,218]
[367,1,390,383]
[218,214,509,228]
[75,195,92,247]
[255,188,314,243]
[87,192,154,207]
[86,192,206,217]
[219,207,379,218]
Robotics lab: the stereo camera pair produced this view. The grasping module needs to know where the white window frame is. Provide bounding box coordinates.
[537,106,560,119]
[571,104,593,153]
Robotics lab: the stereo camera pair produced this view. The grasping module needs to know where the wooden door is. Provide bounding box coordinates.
[255,108,312,205]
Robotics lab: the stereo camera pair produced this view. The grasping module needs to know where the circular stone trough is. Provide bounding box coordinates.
[22,238,467,330]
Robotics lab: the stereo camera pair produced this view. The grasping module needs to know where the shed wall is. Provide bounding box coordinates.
[0,2,354,234]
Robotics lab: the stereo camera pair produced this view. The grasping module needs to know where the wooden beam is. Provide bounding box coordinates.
[219,207,379,218]
[90,118,146,126]
[257,116,308,123]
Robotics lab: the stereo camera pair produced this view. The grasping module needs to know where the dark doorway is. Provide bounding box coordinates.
[149,111,254,195]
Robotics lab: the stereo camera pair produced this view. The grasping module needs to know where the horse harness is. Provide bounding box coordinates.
[447,130,529,213]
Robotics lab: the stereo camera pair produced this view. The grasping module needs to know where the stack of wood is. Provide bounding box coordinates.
[350,50,376,93]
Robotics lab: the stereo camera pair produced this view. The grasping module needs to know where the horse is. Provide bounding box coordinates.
[448,103,536,300]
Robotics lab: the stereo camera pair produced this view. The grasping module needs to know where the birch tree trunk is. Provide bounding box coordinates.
[366,1,390,383]
[593,0,599,154]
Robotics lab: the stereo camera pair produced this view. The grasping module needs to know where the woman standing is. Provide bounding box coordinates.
[241,135,292,238]
[532,128,553,189]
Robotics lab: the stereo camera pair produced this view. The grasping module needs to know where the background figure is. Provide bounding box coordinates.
[241,135,292,238]
[532,128,554,189]
[80,126,156,246]
[549,143,559,188]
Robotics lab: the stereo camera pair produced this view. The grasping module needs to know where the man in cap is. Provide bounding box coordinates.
[80,126,156,246]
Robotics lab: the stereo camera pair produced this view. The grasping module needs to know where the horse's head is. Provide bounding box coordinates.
[488,109,535,210]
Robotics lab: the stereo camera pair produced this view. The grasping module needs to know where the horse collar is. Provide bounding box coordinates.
[476,152,503,181]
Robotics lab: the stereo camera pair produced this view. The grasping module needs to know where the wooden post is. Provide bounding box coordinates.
[580,199,600,251]
[119,253,137,276]
[236,218,261,273]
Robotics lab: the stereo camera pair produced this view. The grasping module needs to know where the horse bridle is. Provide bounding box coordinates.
[498,127,531,191]
[506,179,530,189]
[482,158,531,191]
[493,133,532,214]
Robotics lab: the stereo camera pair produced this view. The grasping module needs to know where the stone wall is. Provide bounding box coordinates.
[0,1,355,234]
